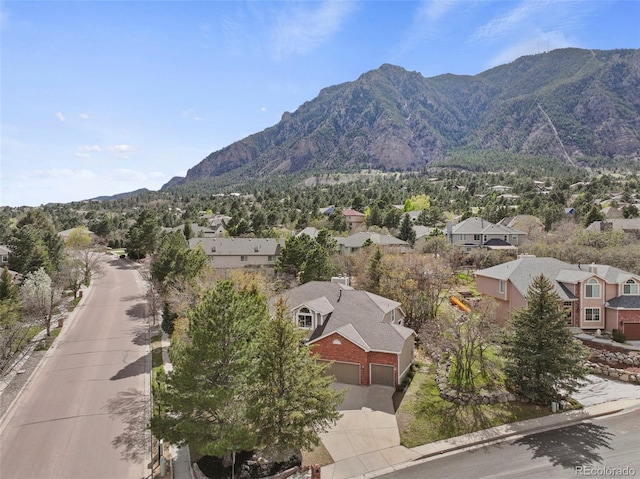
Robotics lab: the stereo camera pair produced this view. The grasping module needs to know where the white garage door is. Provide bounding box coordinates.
[320,360,360,385]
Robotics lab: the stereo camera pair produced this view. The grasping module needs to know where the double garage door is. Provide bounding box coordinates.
[320,360,395,387]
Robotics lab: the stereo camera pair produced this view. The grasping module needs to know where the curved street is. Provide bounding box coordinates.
[0,257,151,479]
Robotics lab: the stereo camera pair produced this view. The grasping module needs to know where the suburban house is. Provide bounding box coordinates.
[447,217,526,251]
[497,215,545,238]
[335,232,411,255]
[342,209,366,230]
[188,237,281,269]
[0,246,10,267]
[475,256,640,339]
[274,280,415,387]
[163,223,218,237]
[586,218,640,236]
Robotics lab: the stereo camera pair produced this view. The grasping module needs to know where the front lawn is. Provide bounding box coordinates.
[396,364,550,448]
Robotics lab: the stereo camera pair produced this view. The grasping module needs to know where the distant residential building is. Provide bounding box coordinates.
[335,232,411,255]
[447,217,526,252]
[188,237,281,268]
[586,218,640,235]
[341,209,366,230]
[0,245,10,267]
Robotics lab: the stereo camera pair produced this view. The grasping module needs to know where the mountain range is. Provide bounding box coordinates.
[163,48,640,190]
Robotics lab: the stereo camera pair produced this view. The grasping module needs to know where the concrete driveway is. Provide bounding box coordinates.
[573,374,640,407]
[320,384,419,479]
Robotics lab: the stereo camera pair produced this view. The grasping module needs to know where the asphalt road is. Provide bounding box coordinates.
[378,408,640,479]
[0,257,151,479]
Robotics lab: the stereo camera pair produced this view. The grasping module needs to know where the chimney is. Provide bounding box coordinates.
[589,263,598,275]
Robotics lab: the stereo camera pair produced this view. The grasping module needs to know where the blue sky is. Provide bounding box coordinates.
[1,1,639,207]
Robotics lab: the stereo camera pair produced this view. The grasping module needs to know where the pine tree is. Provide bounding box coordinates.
[503,275,588,405]
[150,281,268,458]
[398,213,416,246]
[367,247,384,294]
[248,298,342,457]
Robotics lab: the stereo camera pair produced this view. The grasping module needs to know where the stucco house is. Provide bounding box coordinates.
[335,232,411,255]
[0,246,10,267]
[342,209,366,230]
[275,280,415,387]
[447,217,526,252]
[188,237,281,269]
[475,256,640,339]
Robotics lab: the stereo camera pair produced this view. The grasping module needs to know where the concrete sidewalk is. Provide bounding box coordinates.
[321,398,640,479]
[161,332,194,479]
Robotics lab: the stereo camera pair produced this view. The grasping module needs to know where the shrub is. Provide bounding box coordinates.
[612,329,627,344]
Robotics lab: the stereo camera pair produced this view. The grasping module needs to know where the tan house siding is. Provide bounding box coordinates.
[398,336,414,382]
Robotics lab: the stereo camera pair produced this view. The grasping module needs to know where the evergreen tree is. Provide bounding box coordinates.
[367,247,384,294]
[151,281,268,458]
[0,266,19,301]
[125,209,161,259]
[248,298,342,457]
[276,234,334,283]
[503,275,588,405]
[183,222,194,240]
[398,213,416,246]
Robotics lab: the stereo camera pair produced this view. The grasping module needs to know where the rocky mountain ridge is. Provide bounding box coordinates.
[164,48,640,190]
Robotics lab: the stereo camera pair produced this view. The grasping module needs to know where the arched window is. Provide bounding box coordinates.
[585,278,600,298]
[297,307,313,329]
[623,279,639,295]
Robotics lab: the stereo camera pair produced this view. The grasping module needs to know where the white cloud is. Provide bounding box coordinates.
[79,113,89,120]
[416,0,457,23]
[55,112,65,122]
[271,0,356,59]
[260,107,267,112]
[487,31,575,68]
[27,168,97,181]
[75,145,102,158]
[106,144,139,159]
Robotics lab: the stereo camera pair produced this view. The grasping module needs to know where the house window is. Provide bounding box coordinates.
[297,307,313,328]
[267,255,276,262]
[0,255,7,263]
[623,279,638,295]
[585,308,600,322]
[499,280,506,294]
[585,279,600,298]
[563,301,573,325]
[391,309,396,323]
[240,255,248,262]
[473,234,481,241]
[461,234,466,241]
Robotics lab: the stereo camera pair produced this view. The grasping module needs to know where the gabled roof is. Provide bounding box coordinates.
[475,257,581,300]
[335,232,409,248]
[342,209,365,217]
[0,245,11,255]
[451,217,525,236]
[189,237,281,256]
[275,281,413,354]
[476,257,638,300]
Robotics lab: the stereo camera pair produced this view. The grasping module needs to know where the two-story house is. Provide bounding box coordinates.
[274,280,415,387]
[447,217,527,252]
[0,246,10,268]
[188,237,281,269]
[475,256,640,339]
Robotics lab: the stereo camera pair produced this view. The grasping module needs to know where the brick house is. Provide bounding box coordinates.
[275,280,415,387]
[475,256,640,339]
[341,209,366,231]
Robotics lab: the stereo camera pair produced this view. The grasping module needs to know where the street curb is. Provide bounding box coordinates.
[0,271,96,437]
[412,407,625,462]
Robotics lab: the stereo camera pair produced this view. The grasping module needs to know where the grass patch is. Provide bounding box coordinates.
[396,365,549,448]
[67,297,82,312]
[35,328,62,351]
[301,441,333,468]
